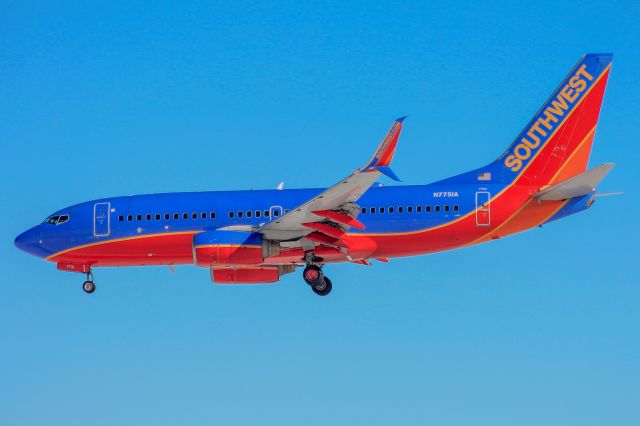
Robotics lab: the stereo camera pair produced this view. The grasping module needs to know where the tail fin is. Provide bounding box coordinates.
[493,53,612,186]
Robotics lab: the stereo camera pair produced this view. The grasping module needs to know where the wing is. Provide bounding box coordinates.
[259,117,406,242]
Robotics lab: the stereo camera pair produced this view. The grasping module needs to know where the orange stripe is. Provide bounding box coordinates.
[547,126,597,185]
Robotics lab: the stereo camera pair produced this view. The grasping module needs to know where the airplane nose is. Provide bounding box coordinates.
[14,226,42,255]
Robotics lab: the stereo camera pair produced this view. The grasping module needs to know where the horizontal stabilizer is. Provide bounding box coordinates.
[533,163,615,200]
[595,191,623,198]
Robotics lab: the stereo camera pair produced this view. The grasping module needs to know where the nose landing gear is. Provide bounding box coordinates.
[82,271,96,294]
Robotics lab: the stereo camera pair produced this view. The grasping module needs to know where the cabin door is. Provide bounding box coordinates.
[475,191,491,226]
[93,202,111,237]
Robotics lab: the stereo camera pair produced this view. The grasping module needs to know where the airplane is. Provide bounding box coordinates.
[15,53,614,296]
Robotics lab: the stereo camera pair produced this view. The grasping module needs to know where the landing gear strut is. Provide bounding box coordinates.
[82,271,96,294]
[302,263,332,296]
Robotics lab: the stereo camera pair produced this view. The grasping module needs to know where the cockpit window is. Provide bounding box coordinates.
[44,215,59,224]
[43,214,69,225]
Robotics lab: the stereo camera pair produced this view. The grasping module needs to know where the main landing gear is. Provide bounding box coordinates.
[82,271,96,294]
[302,264,332,296]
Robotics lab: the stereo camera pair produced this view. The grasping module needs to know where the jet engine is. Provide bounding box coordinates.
[211,265,295,284]
[193,230,280,266]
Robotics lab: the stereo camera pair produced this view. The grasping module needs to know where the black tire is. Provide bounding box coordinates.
[82,280,96,294]
[303,265,323,285]
[312,277,332,296]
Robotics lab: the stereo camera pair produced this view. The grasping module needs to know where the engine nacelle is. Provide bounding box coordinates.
[193,230,280,266]
[211,265,295,284]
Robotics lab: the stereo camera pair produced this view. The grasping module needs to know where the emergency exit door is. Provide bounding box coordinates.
[475,192,491,226]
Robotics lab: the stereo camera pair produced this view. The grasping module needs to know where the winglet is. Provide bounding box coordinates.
[360,117,406,173]
[375,166,401,181]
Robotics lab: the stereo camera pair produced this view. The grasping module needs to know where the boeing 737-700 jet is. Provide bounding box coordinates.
[15,53,614,296]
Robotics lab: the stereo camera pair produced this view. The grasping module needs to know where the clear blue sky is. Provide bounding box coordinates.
[1,1,639,425]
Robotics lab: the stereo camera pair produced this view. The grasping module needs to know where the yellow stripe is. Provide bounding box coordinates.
[461,197,569,248]
[46,231,198,260]
[195,244,261,249]
[462,198,535,247]
[47,65,611,261]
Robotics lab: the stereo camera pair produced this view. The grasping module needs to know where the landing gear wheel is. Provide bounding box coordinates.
[312,277,332,296]
[82,280,96,294]
[303,265,323,285]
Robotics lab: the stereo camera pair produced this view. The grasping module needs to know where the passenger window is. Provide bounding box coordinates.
[210,212,216,219]
[425,206,431,213]
[417,206,422,213]
[453,205,459,212]
[164,213,170,220]
[118,215,124,222]
[127,215,133,221]
[361,207,366,214]
[173,213,179,220]
[389,206,394,213]
[272,210,279,217]
[137,214,142,221]
[284,209,290,214]
[247,211,252,218]
[183,213,188,220]
[201,212,206,219]
[229,211,234,219]
[435,205,441,212]
[192,212,198,219]
[255,210,261,218]
[379,207,385,214]
[238,211,244,218]
[398,206,404,213]
[407,206,413,213]
[264,210,270,217]
[444,205,450,212]
[370,207,375,214]
[145,214,151,221]
[155,214,160,220]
